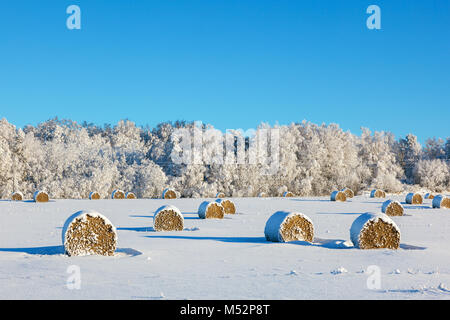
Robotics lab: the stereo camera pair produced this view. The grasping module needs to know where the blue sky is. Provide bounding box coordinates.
[0,0,448,143]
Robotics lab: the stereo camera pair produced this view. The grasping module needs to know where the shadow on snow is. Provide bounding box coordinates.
[0,246,142,256]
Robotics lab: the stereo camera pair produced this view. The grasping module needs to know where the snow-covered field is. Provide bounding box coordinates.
[1,195,450,300]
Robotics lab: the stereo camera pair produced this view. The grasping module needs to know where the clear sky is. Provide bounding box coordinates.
[0,0,448,143]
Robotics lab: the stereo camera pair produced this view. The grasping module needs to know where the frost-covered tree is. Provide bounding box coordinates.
[423,138,445,160]
[445,138,450,160]
[358,128,404,192]
[0,117,448,199]
[413,159,450,191]
[395,134,422,183]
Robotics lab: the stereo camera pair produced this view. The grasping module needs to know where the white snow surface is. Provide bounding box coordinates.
[1,195,450,299]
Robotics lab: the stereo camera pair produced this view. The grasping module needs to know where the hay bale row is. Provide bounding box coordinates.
[425,193,435,199]
[331,190,346,202]
[215,192,225,198]
[11,191,23,201]
[153,205,184,231]
[10,190,49,202]
[62,210,117,256]
[282,191,294,197]
[432,195,450,209]
[406,192,423,205]
[262,209,401,249]
[350,212,400,249]
[198,201,224,219]
[264,211,314,243]
[370,189,386,198]
[381,200,404,216]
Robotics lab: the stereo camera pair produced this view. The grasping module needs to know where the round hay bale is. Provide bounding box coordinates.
[331,190,347,202]
[424,193,435,199]
[126,192,137,199]
[162,188,177,199]
[33,190,49,203]
[350,212,400,249]
[264,211,314,243]
[215,198,236,214]
[282,191,294,197]
[153,205,184,231]
[198,201,225,219]
[216,192,225,198]
[111,189,125,199]
[62,210,117,257]
[89,192,101,200]
[381,200,404,216]
[341,187,354,198]
[406,192,423,205]
[370,189,386,198]
[11,191,23,201]
[432,195,450,209]
[258,192,267,198]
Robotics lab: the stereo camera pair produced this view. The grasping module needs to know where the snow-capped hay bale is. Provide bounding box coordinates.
[283,191,294,197]
[341,187,354,198]
[216,192,225,198]
[89,192,100,200]
[350,212,400,250]
[153,205,184,231]
[406,192,423,205]
[425,193,435,199]
[33,190,49,203]
[432,195,450,209]
[162,188,177,199]
[11,191,23,201]
[126,192,137,199]
[258,192,267,198]
[264,211,314,243]
[331,190,347,202]
[62,210,117,257]
[111,189,125,199]
[215,198,236,214]
[381,200,404,216]
[198,201,225,219]
[370,189,386,198]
